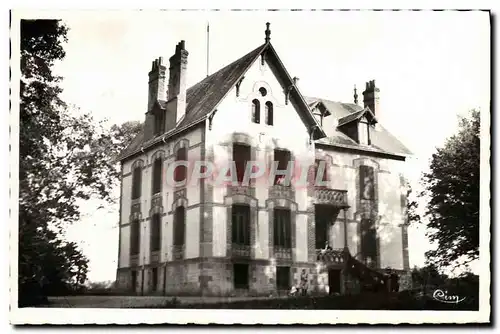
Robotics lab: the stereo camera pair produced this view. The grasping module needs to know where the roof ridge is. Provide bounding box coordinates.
[186,43,267,95]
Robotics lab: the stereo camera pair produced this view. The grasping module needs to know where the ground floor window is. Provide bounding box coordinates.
[151,267,158,292]
[233,263,249,289]
[131,270,137,292]
[276,266,291,290]
[361,218,377,266]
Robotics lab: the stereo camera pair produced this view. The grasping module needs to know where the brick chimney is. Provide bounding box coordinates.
[165,40,189,131]
[143,57,168,141]
[362,80,380,116]
[147,57,167,111]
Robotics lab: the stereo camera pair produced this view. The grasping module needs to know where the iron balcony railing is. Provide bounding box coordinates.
[314,187,348,207]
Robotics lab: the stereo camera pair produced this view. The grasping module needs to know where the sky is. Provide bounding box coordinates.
[42,10,489,282]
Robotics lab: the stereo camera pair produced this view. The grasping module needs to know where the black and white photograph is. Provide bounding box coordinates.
[8,7,491,325]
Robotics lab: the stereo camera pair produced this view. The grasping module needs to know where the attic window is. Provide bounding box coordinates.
[252,99,260,124]
[259,87,267,97]
[265,102,273,126]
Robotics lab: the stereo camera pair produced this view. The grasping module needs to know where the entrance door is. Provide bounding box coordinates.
[328,269,342,294]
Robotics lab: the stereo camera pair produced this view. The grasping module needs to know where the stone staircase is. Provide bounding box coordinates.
[345,252,389,292]
[316,248,398,293]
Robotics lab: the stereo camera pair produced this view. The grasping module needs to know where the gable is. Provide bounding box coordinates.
[208,50,316,149]
[305,97,412,157]
[119,42,325,162]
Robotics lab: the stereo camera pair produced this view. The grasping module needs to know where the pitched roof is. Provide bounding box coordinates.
[170,43,267,129]
[306,97,412,157]
[119,44,266,160]
[119,42,326,161]
[337,109,366,127]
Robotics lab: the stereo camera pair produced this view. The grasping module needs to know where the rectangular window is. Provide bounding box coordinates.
[131,166,142,199]
[315,208,329,250]
[273,149,291,185]
[360,165,375,200]
[276,266,291,290]
[173,206,185,246]
[152,158,163,194]
[314,159,329,185]
[130,220,140,255]
[231,204,250,245]
[233,144,251,183]
[361,218,377,265]
[150,214,161,252]
[273,208,291,248]
[151,267,158,292]
[131,270,137,292]
[358,121,370,145]
[233,263,249,289]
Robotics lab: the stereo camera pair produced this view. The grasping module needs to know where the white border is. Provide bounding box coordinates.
[6,4,493,325]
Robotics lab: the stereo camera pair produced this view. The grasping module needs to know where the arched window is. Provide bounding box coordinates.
[252,99,260,124]
[265,101,273,126]
[131,162,143,200]
[152,157,163,194]
[174,147,187,183]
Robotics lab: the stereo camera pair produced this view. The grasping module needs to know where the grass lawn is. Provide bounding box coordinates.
[137,291,479,310]
[44,291,478,310]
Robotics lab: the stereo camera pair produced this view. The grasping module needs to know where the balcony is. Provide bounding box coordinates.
[316,248,347,266]
[314,188,348,208]
[269,184,295,200]
[172,245,184,261]
[273,246,292,260]
[230,243,251,258]
[150,251,160,263]
[130,254,139,267]
[227,185,255,198]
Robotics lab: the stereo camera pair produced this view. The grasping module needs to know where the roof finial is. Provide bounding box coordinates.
[354,84,358,105]
[265,22,271,43]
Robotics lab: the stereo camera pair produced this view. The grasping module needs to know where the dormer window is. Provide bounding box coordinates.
[310,101,331,127]
[252,99,260,124]
[337,108,376,145]
[265,101,273,126]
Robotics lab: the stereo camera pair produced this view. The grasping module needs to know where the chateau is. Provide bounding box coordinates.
[116,23,412,296]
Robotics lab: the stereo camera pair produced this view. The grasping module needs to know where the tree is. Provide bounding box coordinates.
[406,181,420,225]
[18,19,142,306]
[411,264,447,294]
[421,110,480,269]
